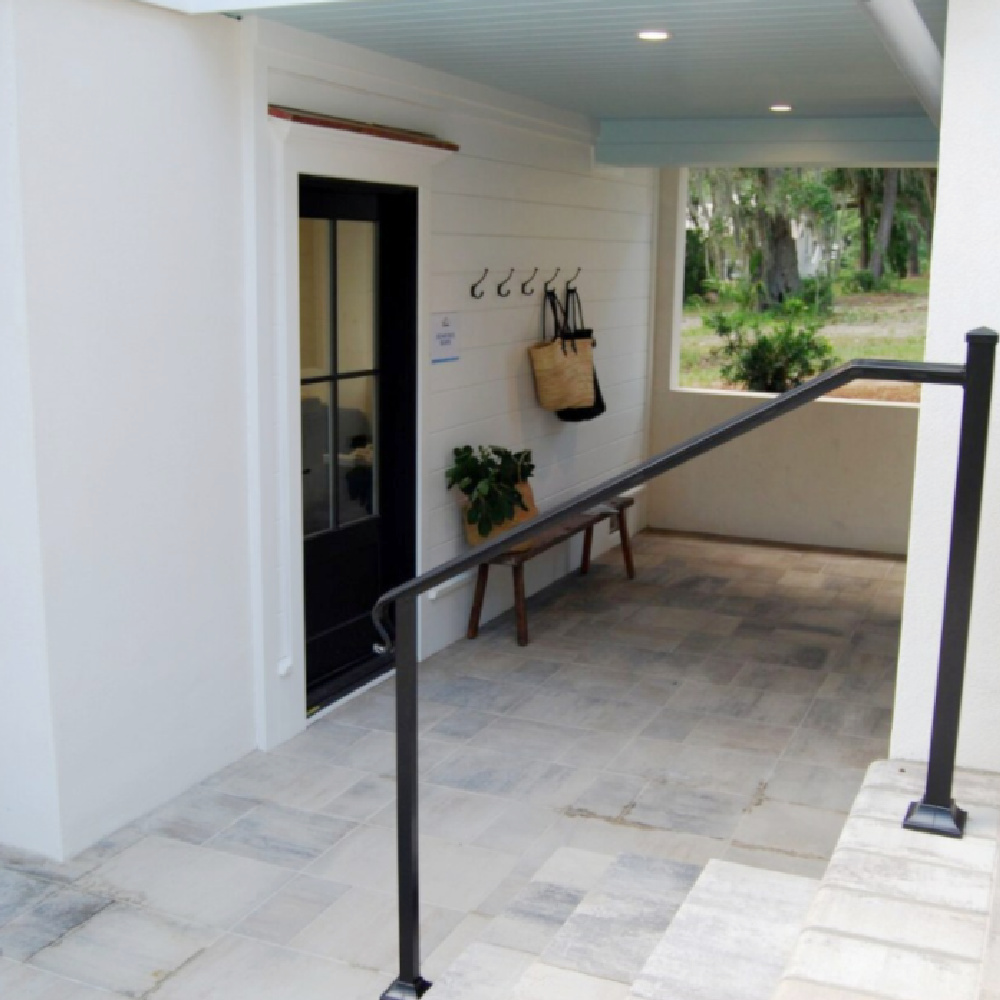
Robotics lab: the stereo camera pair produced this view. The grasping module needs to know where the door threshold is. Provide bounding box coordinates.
[306,654,394,717]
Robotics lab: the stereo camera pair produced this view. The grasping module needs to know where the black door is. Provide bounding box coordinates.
[298,176,417,711]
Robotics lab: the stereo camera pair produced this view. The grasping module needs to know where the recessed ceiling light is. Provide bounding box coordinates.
[637,30,671,41]
[770,103,793,113]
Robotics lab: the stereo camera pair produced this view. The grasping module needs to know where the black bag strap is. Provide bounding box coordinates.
[565,287,593,344]
[542,288,577,354]
[566,287,583,331]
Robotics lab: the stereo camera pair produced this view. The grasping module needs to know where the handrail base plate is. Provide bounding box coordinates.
[903,799,967,838]
[381,977,432,999]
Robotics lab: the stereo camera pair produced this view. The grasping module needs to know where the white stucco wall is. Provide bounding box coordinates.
[247,19,657,747]
[650,391,918,555]
[11,0,253,857]
[891,0,1000,771]
[647,169,919,556]
[0,0,63,857]
[2,1,657,857]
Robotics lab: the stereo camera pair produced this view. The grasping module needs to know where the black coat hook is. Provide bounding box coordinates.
[471,268,489,299]
[521,268,538,296]
[566,267,582,289]
[543,267,561,292]
[497,268,515,298]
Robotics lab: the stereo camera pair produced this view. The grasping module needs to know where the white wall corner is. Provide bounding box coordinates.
[0,0,63,858]
[645,167,688,522]
[892,0,1000,772]
[14,0,254,857]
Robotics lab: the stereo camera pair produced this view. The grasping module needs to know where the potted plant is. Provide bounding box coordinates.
[445,445,536,545]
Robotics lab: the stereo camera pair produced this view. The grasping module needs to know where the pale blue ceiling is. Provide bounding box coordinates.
[244,0,948,121]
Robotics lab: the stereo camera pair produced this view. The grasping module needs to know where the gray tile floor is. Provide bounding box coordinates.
[0,532,902,999]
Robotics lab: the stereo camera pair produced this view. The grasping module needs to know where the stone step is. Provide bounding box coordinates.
[773,760,1000,1000]
[429,849,699,1000]
[628,859,818,1000]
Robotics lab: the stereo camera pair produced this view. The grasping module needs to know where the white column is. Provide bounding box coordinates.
[646,168,688,517]
[0,0,63,857]
[891,1,1000,769]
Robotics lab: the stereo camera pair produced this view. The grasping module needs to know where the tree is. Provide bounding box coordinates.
[688,168,744,281]
[825,168,878,270]
[754,168,802,307]
[684,228,708,299]
[899,168,937,277]
[870,168,900,282]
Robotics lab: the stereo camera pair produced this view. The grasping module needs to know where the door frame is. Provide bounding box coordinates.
[249,115,453,749]
[298,178,418,708]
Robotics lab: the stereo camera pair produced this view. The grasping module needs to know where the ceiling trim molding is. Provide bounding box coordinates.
[597,116,939,167]
[131,0,333,11]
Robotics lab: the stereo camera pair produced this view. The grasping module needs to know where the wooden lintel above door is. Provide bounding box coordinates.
[268,105,460,153]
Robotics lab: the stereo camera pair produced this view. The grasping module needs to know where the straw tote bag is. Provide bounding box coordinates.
[556,287,607,422]
[528,288,595,411]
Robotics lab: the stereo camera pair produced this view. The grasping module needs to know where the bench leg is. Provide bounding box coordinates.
[580,526,594,576]
[512,564,528,646]
[618,508,636,580]
[467,564,490,639]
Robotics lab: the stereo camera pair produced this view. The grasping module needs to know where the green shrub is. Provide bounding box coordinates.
[799,275,834,314]
[703,310,730,334]
[774,296,809,318]
[702,309,754,335]
[715,315,836,393]
[702,278,747,307]
[738,278,767,311]
[842,269,895,294]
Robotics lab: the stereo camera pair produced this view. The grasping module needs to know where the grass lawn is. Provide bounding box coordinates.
[680,281,929,402]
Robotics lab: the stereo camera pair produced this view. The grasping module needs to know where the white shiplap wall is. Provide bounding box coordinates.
[256,18,656,659]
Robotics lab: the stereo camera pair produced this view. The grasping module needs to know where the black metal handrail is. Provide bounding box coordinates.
[374,333,996,1000]
[371,356,964,644]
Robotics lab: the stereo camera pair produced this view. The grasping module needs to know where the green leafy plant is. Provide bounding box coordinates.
[715,315,836,393]
[702,308,754,335]
[799,275,834,315]
[841,269,895,294]
[445,445,535,538]
[702,277,763,309]
[773,294,834,322]
[736,277,767,311]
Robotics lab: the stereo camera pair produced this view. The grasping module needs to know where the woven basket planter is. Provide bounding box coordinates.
[461,482,537,548]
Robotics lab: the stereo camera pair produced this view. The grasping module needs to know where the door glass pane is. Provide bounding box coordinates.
[336,221,376,374]
[301,383,334,535]
[337,375,377,525]
[299,219,332,378]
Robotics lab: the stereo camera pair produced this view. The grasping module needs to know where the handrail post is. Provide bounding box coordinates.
[904,329,998,838]
[381,595,430,999]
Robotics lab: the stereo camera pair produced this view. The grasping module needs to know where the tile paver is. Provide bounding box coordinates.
[29,904,217,997]
[0,532,905,998]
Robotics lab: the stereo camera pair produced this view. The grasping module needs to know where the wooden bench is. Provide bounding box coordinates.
[466,495,635,647]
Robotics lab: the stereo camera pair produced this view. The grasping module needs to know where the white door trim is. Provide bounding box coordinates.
[247,112,451,749]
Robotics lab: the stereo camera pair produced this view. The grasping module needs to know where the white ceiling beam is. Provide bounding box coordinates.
[597,116,939,167]
[857,0,943,128]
